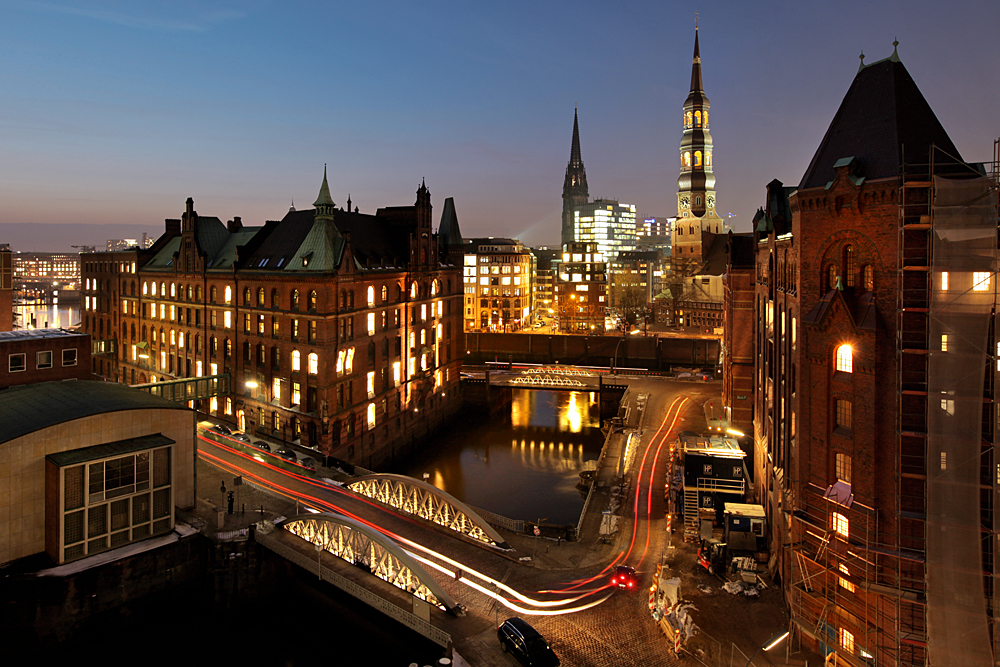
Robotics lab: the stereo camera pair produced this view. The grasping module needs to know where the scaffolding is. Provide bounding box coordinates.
[895,143,1000,667]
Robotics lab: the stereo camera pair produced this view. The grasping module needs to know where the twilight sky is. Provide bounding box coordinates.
[1,0,998,252]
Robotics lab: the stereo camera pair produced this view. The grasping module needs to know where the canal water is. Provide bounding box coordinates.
[14,303,79,330]
[395,389,606,526]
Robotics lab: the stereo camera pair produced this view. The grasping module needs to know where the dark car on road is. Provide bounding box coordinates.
[299,456,316,470]
[251,440,271,453]
[612,565,638,591]
[274,448,297,462]
[232,432,251,444]
[497,617,559,666]
[209,424,232,436]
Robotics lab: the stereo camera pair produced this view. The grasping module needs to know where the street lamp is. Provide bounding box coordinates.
[743,630,790,667]
[613,329,641,374]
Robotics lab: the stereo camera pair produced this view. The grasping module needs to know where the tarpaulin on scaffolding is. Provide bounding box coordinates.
[926,174,997,666]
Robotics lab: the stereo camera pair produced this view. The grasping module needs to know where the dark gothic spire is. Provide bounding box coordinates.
[563,108,589,197]
[691,28,703,92]
[313,164,337,220]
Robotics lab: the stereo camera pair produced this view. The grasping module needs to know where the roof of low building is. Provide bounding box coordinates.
[0,381,190,444]
[0,328,86,342]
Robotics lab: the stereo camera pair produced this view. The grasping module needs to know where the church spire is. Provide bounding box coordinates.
[690,27,703,93]
[562,108,590,246]
[313,164,337,220]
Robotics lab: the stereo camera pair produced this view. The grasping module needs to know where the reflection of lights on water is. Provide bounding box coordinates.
[565,392,583,433]
[432,470,445,492]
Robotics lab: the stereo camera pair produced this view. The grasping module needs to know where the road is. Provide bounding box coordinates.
[196,378,720,666]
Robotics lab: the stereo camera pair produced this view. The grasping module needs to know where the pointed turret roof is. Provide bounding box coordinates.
[563,108,589,197]
[799,46,962,189]
[438,197,464,249]
[314,165,335,209]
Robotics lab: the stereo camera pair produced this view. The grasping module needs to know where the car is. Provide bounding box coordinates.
[252,440,271,453]
[209,424,232,435]
[232,432,251,444]
[612,565,638,590]
[497,617,559,667]
[299,456,316,470]
[275,448,297,462]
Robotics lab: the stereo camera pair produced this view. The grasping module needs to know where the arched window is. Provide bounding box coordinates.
[705,151,712,167]
[224,286,232,303]
[309,290,317,310]
[367,403,376,429]
[694,151,702,167]
[844,246,856,287]
[828,265,839,290]
[685,111,693,128]
[291,289,300,309]
[292,350,301,371]
[431,280,438,296]
[308,352,318,374]
[694,110,701,127]
[257,288,265,306]
[381,285,387,302]
[143,282,149,296]
[271,288,279,308]
[835,344,853,373]
[410,282,419,299]
[395,284,403,301]
[703,110,708,126]
[862,265,874,291]
[683,152,691,168]
[160,282,166,297]
[170,283,176,298]
[210,286,217,302]
[367,286,375,307]
[244,287,251,305]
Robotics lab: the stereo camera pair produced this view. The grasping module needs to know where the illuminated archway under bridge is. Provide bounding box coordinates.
[280,512,458,612]
[348,473,510,549]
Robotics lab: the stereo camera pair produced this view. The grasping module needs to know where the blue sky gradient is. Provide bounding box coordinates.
[2,0,998,251]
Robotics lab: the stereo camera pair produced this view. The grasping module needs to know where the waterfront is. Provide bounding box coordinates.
[395,389,606,525]
[14,302,79,330]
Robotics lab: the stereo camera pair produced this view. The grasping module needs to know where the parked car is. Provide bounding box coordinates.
[251,440,271,453]
[232,432,251,444]
[209,424,232,435]
[299,456,316,470]
[275,448,297,462]
[612,565,638,590]
[497,617,559,666]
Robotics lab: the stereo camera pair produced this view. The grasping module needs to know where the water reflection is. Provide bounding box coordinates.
[14,303,79,330]
[398,389,604,525]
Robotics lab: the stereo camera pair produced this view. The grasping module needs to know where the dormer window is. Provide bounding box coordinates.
[301,252,313,268]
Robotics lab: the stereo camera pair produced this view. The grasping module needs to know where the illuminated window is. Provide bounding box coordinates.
[941,271,949,291]
[973,272,991,292]
[224,311,232,329]
[835,453,852,483]
[292,350,300,371]
[381,285,387,301]
[694,110,701,127]
[292,382,300,406]
[336,350,345,374]
[308,352,318,375]
[272,378,281,401]
[694,150,702,167]
[832,512,849,539]
[345,347,354,373]
[367,313,375,336]
[941,334,948,352]
[210,396,218,413]
[196,361,203,377]
[224,286,232,303]
[835,400,852,431]
[839,563,855,592]
[367,371,375,398]
[835,344,853,373]
[367,403,376,429]
[844,246,856,287]
[367,285,375,307]
[225,397,232,415]
[143,282,148,296]
[393,361,401,386]
[839,628,854,654]
[862,264,874,291]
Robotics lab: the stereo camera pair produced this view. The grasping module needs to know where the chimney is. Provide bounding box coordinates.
[228,216,243,233]
[165,218,181,236]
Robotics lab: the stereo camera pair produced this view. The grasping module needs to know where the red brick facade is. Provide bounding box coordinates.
[0,329,92,389]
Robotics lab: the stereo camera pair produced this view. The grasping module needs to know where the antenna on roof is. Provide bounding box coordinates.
[695,12,698,29]
[289,198,295,212]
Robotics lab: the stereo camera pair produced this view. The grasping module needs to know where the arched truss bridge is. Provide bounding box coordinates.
[347,473,510,549]
[280,512,458,612]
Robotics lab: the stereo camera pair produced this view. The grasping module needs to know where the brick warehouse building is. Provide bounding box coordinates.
[81,171,463,466]
[744,45,1000,666]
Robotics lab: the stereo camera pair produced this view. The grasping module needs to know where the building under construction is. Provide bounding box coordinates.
[746,43,1000,666]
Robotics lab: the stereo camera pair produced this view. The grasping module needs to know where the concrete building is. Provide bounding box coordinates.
[0,380,195,566]
[461,238,535,331]
[81,171,463,467]
[555,242,607,333]
[747,44,1000,666]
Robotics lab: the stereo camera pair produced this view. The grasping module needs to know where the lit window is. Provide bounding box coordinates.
[367,403,376,429]
[210,396,218,413]
[367,285,375,307]
[225,397,232,415]
[367,371,375,398]
[292,382,301,406]
[941,334,948,352]
[224,311,232,329]
[973,272,991,292]
[368,313,375,336]
[308,352,318,374]
[393,361,401,386]
[272,378,281,401]
[941,271,949,290]
[292,350,300,371]
[345,347,354,373]
[835,344,853,373]
[196,361,203,377]
[225,286,232,303]
[832,512,849,539]
[839,628,854,654]
[839,563,855,593]
[835,453,852,483]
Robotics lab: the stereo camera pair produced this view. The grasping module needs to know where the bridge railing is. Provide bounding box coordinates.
[257,532,452,648]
